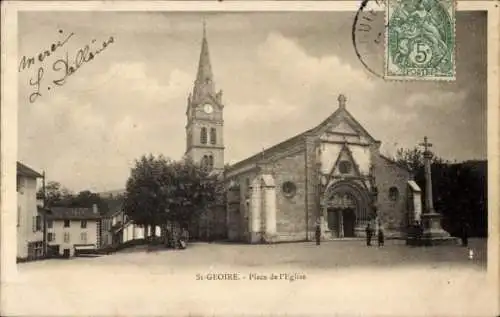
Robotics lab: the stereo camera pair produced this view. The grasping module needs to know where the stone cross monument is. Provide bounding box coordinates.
[418,136,454,245]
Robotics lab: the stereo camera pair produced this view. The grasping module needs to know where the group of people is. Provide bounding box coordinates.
[365,223,384,247]
[313,219,471,247]
[314,221,385,246]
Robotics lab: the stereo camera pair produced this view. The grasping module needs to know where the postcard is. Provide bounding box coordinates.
[1,1,499,316]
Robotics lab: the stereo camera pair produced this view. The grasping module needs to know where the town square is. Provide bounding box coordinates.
[5,238,492,316]
[3,3,499,317]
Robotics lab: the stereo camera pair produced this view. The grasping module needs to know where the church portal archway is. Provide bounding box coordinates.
[323,180,371,238]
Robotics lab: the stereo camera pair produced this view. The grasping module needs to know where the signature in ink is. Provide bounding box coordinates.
[24,31,115,104]
[52,36,115,87]
[19,30,74,73]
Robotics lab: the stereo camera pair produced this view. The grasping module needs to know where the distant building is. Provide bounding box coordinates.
[45,205,101,257]
[98,190,126,199]
[101,200,160,246]
[17,162,44,261]
[100,199,123,246]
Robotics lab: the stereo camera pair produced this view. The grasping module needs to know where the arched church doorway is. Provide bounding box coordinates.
[326,193,357,237]
[323,181,371,238]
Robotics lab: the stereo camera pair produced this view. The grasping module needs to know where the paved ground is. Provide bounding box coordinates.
[2,239,497,316]
[113,238,487,269]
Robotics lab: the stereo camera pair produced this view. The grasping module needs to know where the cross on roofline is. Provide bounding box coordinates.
[338,94,347,109]
[419,136,433,152]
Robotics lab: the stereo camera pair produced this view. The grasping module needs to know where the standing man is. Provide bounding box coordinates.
[416,221,423,244]
[461,221,470,247]
[315,219,321,246]
[365,223,373,246]
[378,225,385,247]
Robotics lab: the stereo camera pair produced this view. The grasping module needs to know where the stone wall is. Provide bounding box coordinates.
[225,168,259,242]
[305,136,319,240]
[195,204,227,241]
[372,154,411,237]
[266,146,308,241]
[227,186,242,241]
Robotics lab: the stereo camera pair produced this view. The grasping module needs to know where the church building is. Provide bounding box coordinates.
[184,24,226,240]
[225,95,419,243]
[185,24,421,243]
[185,24,225,173]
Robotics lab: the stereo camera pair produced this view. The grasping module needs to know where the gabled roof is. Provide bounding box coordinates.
[104,199,124,217]
[328,142,363,178]
[46,207,101,220]
[408,180,421,192]
[311,106,376,142]
[261,174,275,187]
[226,96,377,174]
[226,128,311,174]
[17,162,42,178]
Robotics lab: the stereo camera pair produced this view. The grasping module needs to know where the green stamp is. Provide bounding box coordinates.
[385,0,456,80]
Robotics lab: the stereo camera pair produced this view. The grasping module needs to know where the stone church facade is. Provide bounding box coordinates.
[185,25,418,242]
[224,95,413,242]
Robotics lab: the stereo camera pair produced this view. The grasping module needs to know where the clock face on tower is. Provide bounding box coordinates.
[203,103,213,114]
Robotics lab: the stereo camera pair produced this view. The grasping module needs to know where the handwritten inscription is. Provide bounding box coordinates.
[20,30,115,103]
[52,36,114,87]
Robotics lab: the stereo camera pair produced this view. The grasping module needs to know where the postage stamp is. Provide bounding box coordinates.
[385,0,456,80]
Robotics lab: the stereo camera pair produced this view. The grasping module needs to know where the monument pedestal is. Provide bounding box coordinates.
[420,213,459,246]
[414,137,460,247]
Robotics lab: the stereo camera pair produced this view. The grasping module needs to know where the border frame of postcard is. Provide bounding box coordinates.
[1,0,499,312]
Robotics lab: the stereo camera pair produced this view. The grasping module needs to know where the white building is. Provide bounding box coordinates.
[45,205,101,257]
[101,201,160,246]
[16,162,44,261]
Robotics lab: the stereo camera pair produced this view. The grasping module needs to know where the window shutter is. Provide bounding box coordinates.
[32,216,36,232]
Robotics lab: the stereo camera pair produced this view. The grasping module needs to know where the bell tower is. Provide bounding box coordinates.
[185,22,225,172]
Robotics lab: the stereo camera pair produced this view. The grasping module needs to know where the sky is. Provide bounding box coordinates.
[17,11,487,193]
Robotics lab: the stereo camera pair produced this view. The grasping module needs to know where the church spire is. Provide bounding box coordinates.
[192,20,215,103]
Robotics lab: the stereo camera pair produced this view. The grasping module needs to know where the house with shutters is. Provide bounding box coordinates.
[16,162,45,261]
[45,205,101,257]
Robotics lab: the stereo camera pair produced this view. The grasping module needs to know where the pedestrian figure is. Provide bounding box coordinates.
[182,227,190,242]
[461,222,470,247]
[365,223,373,246]
[178,227,189,249]
[378,227,385,247]
[415,221,423,244]
[315,221,321,246]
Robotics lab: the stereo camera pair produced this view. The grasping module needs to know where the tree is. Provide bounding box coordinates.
[123,154,167,239]
[164,158,222,224]
[70,190,109,214]
[123,154,220,243]
[38,180,109,214]
[392,147,487,237]
[394,147,446,173]
[38,181,73,207]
